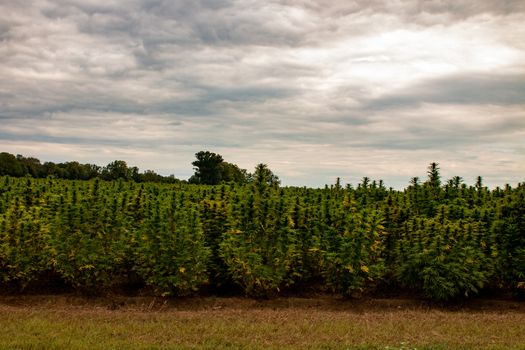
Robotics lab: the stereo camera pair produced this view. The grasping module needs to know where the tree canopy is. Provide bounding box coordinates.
[251,163,280,186]
[189,151,251,185]
[189,151,225,185]
[0,150,284,186]
[0,152,178,183]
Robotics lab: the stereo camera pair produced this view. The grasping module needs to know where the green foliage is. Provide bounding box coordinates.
[190,151,250,185]
[0,152,178,183]
[219,162,248,184]
[395,218,493,300]
[133,198,210,296]
[0,203,52,288]
[0,153,26,177]
[219,183,300,297]
[101,160,135,181]
[489,185,525,291]
[249,163,280,186]
[53,230,129,292]
[190,151,225,185]
[0,162,523,301]
[322,203,386,296]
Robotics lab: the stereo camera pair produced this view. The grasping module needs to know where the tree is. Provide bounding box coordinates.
[0,152,24,177]
[42,162,61,178]
[425,162,441,189]
[219,162,248,184]
[422,162,442,216]
[18,156,44,177]
[251,163,280,186]
[102,160,132,181]
[140,170,163,183]
[190,151,224,185]
[409,177,420,188]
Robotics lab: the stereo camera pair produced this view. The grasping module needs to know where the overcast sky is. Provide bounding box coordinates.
[1,0,524,188]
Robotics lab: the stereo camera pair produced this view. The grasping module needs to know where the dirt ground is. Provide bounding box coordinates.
[0,293,523,312]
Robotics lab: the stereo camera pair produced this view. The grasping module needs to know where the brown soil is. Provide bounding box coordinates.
[0,294,523,313]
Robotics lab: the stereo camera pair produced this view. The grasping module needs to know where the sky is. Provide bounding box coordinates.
[1,0,524,188]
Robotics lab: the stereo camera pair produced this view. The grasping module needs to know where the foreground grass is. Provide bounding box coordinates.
[0,296,524,349]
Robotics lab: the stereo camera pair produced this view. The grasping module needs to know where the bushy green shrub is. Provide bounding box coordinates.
[322,206,386,296]
[133,200,210,296]
[0,203,52,289]
[395,220,491,300]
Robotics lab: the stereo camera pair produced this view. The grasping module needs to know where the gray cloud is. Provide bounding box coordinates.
[366,73,525,110]
[0,0,524,188]
[297,0,525,20]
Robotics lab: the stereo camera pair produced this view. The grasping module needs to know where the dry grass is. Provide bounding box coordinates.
[0,295,524,349]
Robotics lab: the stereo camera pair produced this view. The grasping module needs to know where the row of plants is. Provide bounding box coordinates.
[0,164,523,300]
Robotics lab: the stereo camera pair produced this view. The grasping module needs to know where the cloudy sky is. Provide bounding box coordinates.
[1,0,524,188]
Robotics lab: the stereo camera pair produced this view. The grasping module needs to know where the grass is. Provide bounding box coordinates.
[0,295,524,349]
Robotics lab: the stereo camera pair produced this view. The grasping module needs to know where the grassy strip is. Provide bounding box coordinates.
[0,297,524,349]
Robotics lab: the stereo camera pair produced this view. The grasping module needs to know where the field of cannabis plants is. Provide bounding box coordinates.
[0,164,524,301]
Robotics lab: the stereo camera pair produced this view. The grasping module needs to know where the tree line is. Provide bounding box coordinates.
[0,152,177,183]
[0,151,278,186]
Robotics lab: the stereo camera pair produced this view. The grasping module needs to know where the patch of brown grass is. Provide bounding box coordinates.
[1,295,524,349]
